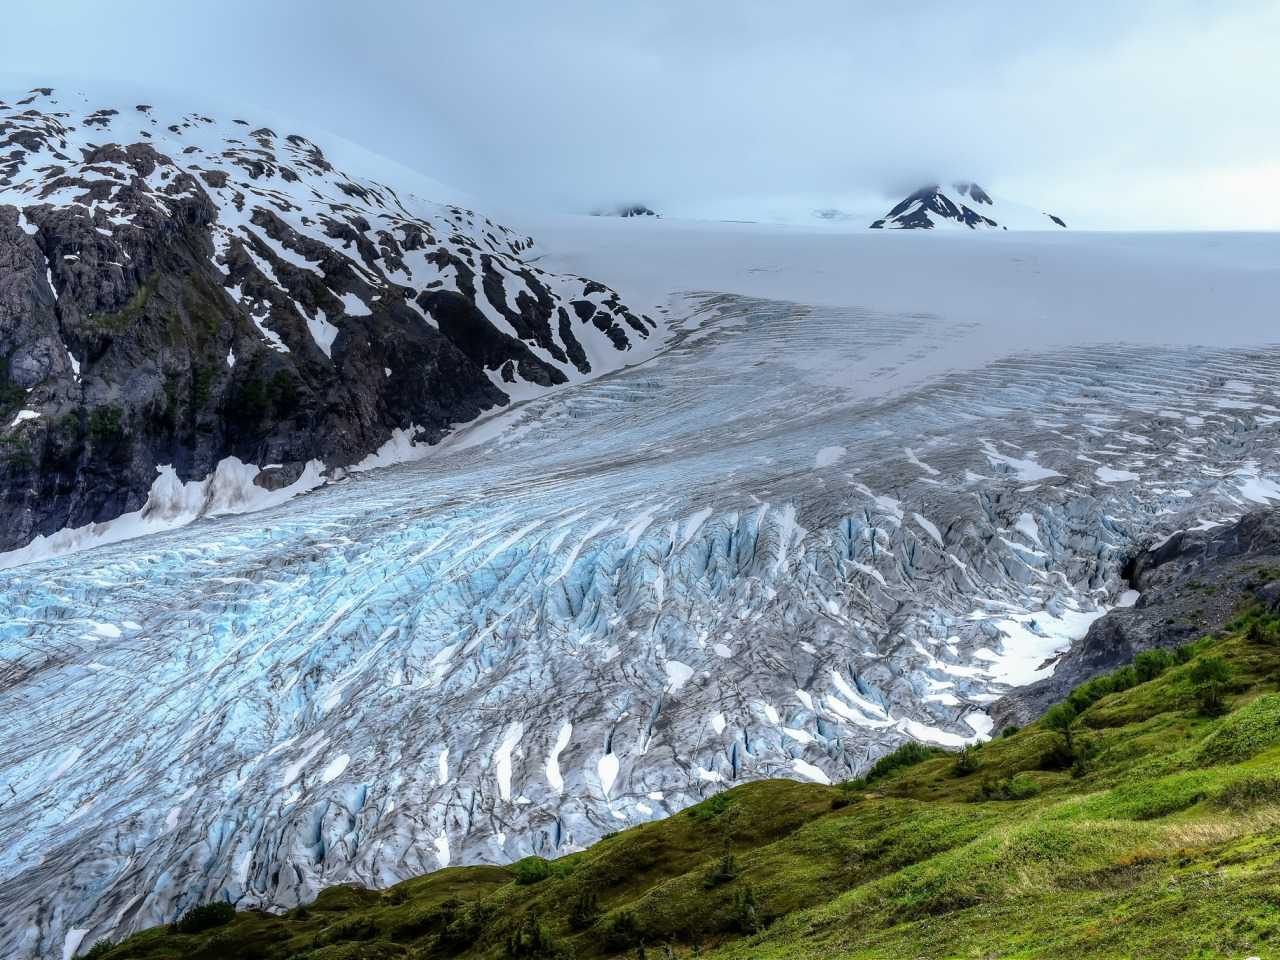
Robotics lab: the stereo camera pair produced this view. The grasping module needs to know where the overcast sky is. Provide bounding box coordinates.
[4,0,1279,228]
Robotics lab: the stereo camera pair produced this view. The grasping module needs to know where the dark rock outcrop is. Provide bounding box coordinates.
[869,182,1067,230]
[0,88,659,552]
[991,508,1280,729]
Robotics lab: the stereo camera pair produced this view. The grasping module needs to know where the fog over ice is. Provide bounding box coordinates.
[3,0,1279,227]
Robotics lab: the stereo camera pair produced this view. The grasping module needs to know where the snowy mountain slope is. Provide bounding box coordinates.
[6,241,1280,957]
[0,85,660,556]
[870,182,1067,229]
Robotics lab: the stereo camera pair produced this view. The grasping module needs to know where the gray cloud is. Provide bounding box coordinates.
[3,0,1278,227]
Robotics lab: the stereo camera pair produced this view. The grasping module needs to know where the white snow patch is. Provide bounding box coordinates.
[321,753,350,784]
[1236,465,1280,504]
[979,605,1108,686]
[340,292,371,316]
[664,660,694,691]
[913,512,943,546]
[898,717,971,748]
[62,928,90,960]
[815,445,845,468]
[1097,466,1140,483]
[791,759,830,783]
[1014,512,1043,547]
[546,722,572,795]
[982,443,1061,482]
[493,722,524,802]
[48,747,84,782]
[434,831,450,867]
[964,713,995,739]
[307,314,340,358]
[597,751,620,798]
[0,457,327,569]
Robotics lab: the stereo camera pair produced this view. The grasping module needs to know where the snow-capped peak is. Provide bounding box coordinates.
[870,182,1067,230]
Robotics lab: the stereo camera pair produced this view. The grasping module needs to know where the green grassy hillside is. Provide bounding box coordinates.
[86,612,1280,960]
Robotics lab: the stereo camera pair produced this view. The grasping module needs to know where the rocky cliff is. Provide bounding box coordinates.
[992,507,1280,727]
[0,87,657,553]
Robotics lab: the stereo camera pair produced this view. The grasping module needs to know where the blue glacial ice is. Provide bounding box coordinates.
[4,295,1280,958]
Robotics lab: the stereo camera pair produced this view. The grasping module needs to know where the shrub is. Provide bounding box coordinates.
[1172,643,1195,664]
[866,741,936,782]
[1247,617,1280,646]
[513,857,554,886]
[976,776,1042,801]
[703,853,741,888]
[1135,648,1172,682]
[728,883,760,933]
[1190,656,1234,716]
[0,352,28,418]
[1002,724,1020,738]
[1215,774,1280,809]
[76,940,115,960]
[951,745,980,777]
[1199,694,1280,763]
[441,901,495,948]
[1044,702,1078,751]
[172,901,236,934]
[567,889,601,931]
[687,791,733,821]
[269,369,298,415]
[599,909,643,951]
[1085,771,1210,820]
[503,918,569,959]
[87,405,123,446]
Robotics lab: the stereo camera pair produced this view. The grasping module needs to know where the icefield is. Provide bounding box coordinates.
[6,260,1280,955]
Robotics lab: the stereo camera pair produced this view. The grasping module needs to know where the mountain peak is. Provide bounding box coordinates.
[870,182,1066,230]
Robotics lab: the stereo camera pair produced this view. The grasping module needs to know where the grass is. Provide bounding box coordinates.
[90,617,1280,960]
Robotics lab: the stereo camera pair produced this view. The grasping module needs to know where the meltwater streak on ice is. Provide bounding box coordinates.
[4,295,1280,957]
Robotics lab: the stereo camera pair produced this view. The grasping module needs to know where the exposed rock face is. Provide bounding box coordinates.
[992,508,1280,728]
[870,182,1067,230]
[595,204,658,218]
[0,88,657,552]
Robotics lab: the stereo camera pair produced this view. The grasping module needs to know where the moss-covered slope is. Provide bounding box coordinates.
[83,605,1280,960]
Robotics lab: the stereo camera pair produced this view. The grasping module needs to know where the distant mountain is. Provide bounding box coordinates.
[0,86,658,554]
[870,182,1067,230]
[594,204,659,218]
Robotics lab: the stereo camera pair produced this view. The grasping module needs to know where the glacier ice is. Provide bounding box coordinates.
[3,294,1280,956]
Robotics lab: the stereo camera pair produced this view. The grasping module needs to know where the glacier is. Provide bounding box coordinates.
[5,270,1280,956]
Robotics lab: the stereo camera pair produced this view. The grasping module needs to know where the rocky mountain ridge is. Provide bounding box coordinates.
[870,181,1067,230]
[0,87,658,554]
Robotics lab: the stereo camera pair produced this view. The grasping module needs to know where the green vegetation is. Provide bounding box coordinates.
[87,406,123,446]
[171,901,236,935]
[191,366,215,410]
[90,612,1280,960]
[76,940,116,960]
[863,739,943,784]
[87,270,162,333]
[0,352,28,421]
[268,368,298,415]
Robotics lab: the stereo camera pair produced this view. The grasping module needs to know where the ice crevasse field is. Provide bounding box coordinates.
[4,190,1280,959]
